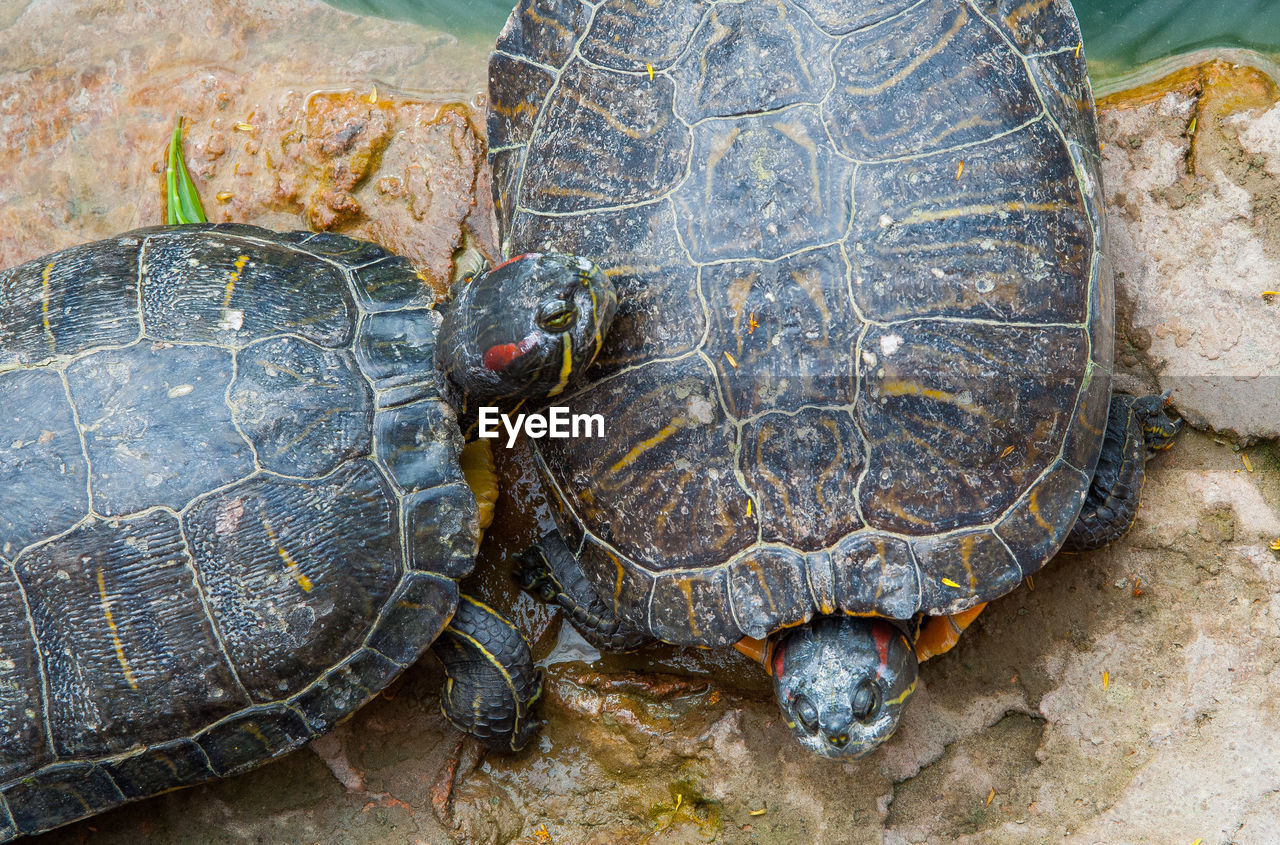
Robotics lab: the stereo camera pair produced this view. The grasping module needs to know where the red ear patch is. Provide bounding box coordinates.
[872,622,893,678]
[771,641,787,679]
[490,251,543,273]
[482,334,539,371]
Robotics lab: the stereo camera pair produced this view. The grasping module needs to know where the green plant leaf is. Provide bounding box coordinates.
[166,115,207,225]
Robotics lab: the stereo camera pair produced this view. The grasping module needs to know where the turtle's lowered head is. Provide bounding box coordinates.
[435,252,616,417]
[768,616,917,759]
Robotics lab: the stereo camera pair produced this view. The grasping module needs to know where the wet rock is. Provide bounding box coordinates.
[1099,61,1280,444]
[0,0,494,290]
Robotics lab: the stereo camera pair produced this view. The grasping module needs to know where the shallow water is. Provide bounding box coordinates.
[326,0,1280,88]
[324,0,510,38]
[1075,0,1280,72]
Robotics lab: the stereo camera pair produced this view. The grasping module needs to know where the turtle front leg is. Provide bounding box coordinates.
[517,532,656,651]
[1065,393,1182,551]
[431,595,543,752]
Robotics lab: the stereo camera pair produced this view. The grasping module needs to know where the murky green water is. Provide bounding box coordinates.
[1074,0,1280,83]
[327,0,1280,87]
[325,0,510,37]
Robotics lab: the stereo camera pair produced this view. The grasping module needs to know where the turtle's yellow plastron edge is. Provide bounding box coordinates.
[915,603,987,662]
[461,438,499,532]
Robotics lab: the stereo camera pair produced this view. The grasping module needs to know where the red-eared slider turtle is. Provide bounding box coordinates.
[495,0,1182,757]
[0,224,613,837]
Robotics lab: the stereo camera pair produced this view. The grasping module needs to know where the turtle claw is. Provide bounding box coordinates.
[1138,391,1183,454]
[1065,392,1182,551]
[516,535,656,652]
[514,550,558,601]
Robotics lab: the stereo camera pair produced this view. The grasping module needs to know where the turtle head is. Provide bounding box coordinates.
[436,252,616,415]
[768,617,917,759]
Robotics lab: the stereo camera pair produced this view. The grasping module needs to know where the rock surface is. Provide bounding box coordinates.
[0,0,495,293]
[1101,62,1280,444]
[2,3,1279,844]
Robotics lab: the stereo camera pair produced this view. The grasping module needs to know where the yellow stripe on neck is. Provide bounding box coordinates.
[547,333,573,397]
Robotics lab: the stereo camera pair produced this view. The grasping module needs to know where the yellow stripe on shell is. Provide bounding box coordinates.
[275,547,313,592]
[223,254,249,309]
[613,554,626,606]
[41,262,56,353]
[590,286,604,362]
[899,201,1063,226]
[1027,489,1055,533]
[261,514,314,592]
[96,568,138,690]
[878,380,995,422]
[960,535,977,590]
[840,8,966,98]
[677,579,702,638]
[1006,0,1057,30]
[609,418,684,475]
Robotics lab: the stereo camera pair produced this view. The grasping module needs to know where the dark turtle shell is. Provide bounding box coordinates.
[0,224,474,837]
[489,0,1112,644]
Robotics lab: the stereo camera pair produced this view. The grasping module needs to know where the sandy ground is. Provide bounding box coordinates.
[2,2,1279,843]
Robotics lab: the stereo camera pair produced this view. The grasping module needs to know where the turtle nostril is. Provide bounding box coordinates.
[827,733,849,748]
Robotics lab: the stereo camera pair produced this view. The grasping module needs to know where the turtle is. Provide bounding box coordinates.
[490,0,1183,758]
[0,223,614,837]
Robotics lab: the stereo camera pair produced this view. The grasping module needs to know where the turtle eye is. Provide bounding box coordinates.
[852,678,882,723]
[538,301,577,332]
[793,695,819,732]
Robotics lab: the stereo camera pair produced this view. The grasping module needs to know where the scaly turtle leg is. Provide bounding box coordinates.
[516,532,656,651]
[429,437,540,752]
[431,595,543,752]
[1065,393,1182,551]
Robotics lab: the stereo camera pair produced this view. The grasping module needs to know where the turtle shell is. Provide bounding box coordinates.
[0,224,474,837]
[489,0,1112,645]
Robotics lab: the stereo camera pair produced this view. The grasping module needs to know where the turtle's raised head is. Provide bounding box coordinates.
[436,252,616,416]
[769,617,917,759]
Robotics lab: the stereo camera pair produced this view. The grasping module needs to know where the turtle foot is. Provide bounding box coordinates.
[1064,392,1182,551]
[431,595,543,753]
[517,533,656,652]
